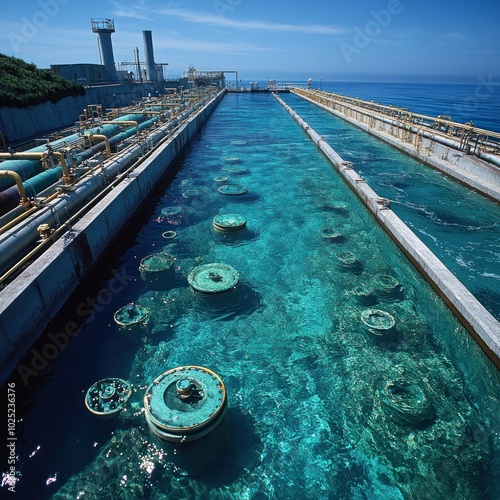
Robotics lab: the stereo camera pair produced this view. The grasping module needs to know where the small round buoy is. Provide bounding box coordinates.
[162,230,177,240]
[139,253,175,275]
[213,213,247,232]
[221,165,248,174]
[114,303,150,328]
[352,285,377,306]
[379,378,435,427]
[330,202,350,217]
[144,366,228,443]
[320,228,345,242]
[223,157,241,164]
[187,263,239,293]
[336,251,361,270]
[85,378,131,418]
[373,274,404,299]
[218,184,248,196]
[161,206,182,216]
[360,309,395,336]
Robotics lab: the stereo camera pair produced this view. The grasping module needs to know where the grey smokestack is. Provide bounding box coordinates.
[143,30,156,82]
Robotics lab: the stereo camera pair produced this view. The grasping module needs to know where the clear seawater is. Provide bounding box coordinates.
[279,90,500,321]
[1,91,500,500]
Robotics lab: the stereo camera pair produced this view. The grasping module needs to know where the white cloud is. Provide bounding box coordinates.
[111,2,343,35]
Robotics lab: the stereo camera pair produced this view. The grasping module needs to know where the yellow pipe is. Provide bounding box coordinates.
[86,133,112,156]
[0,170,31,208]
[141,111,163,123]
[0,151,71,184]
[100,121,140,135]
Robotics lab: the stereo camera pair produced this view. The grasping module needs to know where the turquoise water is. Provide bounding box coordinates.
[3,92,500,499]
[280,92,500,321]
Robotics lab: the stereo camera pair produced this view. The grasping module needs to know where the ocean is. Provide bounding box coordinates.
[246,79,500,133]
[1,82,499,499]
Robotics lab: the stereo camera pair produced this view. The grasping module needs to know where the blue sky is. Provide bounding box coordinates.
[1,0,499,82]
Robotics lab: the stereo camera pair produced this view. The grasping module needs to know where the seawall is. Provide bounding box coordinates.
[0,82,165,146]
[275,93,500,368]
[0,89,225,380]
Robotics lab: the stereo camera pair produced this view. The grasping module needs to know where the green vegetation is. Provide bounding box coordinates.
[0,54,85,108]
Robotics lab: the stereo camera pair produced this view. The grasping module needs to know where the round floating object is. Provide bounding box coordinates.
[139,252,175,276]
[144,366,228,443]
[379,379,435,427]
[330,202,350,216]
[214,175,228,183]
[85,378,132,418]
[361,309,396,336]
[373,274,404,298]
[188,263,239,294]
[162,230,177,240]
[161,206,182,216]
[114,303,151,328]
[352,285,377,306]
[213,213,247,232]
[218,184,248,196]
[320,228,345,242]
[221,165,247,174]
[336,251,361,269]
[223,157,242,164]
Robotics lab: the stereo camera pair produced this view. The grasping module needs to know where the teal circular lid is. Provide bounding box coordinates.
[114,303,150,327]
[223,157,242,164]
[361,309,395,331]
[85,378,131,417]
[144,366,227,432]
[218,184,248,195]
[214,175,228,183]
[213,213,247,232]
[161,206,182,216]
[187,263,239,293]
[139,252,175,273]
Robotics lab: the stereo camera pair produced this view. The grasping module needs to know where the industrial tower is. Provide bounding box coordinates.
[91,18,117,81]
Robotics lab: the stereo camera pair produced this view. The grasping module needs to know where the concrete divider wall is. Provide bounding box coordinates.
[275,94,500,368]
[0,91,224,379]
[293,90,500,202]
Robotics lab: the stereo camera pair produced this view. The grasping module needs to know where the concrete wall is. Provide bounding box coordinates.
[276,94,500,369]
[0,82,165,146]
[0,90,225,381]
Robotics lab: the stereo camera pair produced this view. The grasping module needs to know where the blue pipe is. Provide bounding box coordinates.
[0,114,149,191]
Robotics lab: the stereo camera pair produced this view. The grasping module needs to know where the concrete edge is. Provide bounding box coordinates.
[275,93,500,368]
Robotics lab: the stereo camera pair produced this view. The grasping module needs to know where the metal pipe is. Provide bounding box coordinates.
[0,90,220,275]
[0,152,71,184]
[100,121,140,135]
[0,171,31,208]
[86,133,112,156]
